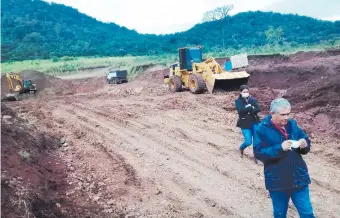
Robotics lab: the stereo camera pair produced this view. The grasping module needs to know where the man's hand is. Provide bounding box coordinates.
[282,140,292,151]
[299,138,308,149]
[245,104,252,108]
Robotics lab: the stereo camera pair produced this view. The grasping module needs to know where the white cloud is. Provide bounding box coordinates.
[322,16,340,21]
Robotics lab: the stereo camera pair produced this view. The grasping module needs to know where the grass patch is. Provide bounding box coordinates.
[1,54,176,76]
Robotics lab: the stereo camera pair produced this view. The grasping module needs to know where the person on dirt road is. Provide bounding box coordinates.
[234,85,261,163]
[254,98,315,218]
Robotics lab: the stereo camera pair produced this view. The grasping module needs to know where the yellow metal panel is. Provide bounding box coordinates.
[213,71,250,80]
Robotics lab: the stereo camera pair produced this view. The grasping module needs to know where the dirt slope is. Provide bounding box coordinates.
[1,104,116,217]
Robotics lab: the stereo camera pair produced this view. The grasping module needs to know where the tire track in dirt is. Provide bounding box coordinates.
[71,101,266,187]
[65,98,340,217]
[53,105,223,217]
[57,102,279,217]
[44,104,190,217]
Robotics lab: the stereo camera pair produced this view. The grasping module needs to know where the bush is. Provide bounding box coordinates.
[51,56,59,62]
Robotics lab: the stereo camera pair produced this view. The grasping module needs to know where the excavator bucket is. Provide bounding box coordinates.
[3,93,19,101]
[205,71,250,94]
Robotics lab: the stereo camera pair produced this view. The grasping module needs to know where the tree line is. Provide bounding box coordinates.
[1,0,340,61]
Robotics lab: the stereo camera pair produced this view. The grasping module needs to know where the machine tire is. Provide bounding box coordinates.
[189,74,206,94]
[169,76,182,92]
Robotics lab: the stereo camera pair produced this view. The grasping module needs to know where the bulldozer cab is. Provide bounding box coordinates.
[179,47,203,71]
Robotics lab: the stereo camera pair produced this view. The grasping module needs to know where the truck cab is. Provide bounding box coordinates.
[107,70,128,84]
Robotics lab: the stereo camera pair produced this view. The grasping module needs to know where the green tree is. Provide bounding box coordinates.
[265,26,284,45]
[202,5,234,49]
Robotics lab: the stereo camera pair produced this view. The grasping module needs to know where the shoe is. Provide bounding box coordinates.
[239,148,244,158]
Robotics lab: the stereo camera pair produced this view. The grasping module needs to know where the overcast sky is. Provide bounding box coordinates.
[45,0,339,34]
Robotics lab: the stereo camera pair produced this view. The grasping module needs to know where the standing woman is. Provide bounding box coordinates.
[235,85,261,162]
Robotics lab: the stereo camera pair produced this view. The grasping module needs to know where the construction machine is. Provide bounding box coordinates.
[106,70,128,84]
[164,47,250,94]
[3,72,37,101]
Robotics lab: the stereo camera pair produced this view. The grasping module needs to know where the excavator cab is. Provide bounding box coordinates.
[22,80,37,94]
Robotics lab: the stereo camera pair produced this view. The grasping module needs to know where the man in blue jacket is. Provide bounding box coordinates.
[254,98,315,218]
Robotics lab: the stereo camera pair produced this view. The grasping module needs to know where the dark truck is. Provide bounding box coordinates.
[106,70,128,84]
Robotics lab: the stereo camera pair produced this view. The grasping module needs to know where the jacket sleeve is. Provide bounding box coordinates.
[235,99,253,115]
[294,122,311,155]
[254,126,286,163]
[251,99,261,114]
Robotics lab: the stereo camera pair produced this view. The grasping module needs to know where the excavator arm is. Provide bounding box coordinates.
[6,73,23,93]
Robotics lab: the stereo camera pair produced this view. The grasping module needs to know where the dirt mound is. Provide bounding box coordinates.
[247,51,340,137]
[216,47,340,68]
[21,70,59,91]
[131,65,166,84]
[286,72,340,138]
[1,104,109,217]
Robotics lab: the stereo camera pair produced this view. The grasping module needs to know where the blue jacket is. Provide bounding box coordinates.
[254,115,311,191]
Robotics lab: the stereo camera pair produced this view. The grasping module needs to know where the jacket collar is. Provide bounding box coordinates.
[262,115,293,128]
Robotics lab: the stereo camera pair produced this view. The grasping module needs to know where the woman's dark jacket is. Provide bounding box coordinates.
[235,95,261,129]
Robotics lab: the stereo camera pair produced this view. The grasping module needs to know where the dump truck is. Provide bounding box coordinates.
[164,47,249,94]
[106,70,128,84]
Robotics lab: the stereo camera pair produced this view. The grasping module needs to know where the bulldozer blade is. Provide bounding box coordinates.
[206,71,250,94]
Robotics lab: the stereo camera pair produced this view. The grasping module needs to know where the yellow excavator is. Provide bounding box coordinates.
[164,47,250,94]
[2,72,37,101]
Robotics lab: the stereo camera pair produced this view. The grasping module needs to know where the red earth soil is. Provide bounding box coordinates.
[1,104,124,217]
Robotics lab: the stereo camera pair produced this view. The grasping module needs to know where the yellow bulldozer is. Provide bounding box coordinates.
[2,72,37,101]
[164,47,250,94]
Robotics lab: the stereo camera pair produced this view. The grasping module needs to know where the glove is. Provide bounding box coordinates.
[245,104,252,108]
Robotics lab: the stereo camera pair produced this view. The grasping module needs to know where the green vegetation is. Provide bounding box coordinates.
[3,41,339,76]
[1,54,177,75]
[1,0,340,62]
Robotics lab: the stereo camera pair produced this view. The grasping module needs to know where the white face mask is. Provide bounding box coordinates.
[241,93,249,98]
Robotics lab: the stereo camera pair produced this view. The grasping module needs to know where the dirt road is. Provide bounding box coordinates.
[3,49,340,217]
